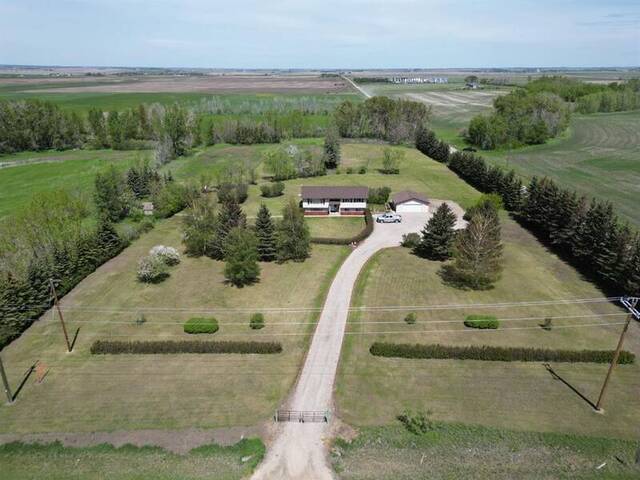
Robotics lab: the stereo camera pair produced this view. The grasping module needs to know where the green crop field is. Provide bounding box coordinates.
[0,149,149,219]
[336,214,640,439]
[482,111,640,227]
[332,424,640,479]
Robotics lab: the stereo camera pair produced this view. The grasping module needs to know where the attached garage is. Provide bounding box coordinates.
[392,191,430,214]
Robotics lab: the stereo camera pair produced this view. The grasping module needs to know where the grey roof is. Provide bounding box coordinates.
[392,191,430,205]
[301,186,369,199]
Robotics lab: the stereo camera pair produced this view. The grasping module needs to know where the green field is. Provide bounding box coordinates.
[333,424,640,480]
[0,439,265,480]
[483,111,640,227]
[0,149,149,219]
[337,215,640,439]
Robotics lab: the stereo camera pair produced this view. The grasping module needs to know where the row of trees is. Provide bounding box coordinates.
[334,96,431,143]
[415,132,639,296]
[182,196,310,286]
[0,99,197,158]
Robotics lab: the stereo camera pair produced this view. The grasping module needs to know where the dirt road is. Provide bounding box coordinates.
[252,207,466,479]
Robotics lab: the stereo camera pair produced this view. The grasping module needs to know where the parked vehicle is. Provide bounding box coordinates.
[376,212,402,223]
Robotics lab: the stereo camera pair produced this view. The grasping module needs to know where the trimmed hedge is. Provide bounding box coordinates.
[464,315,499,329]
[369,342,635,364]
[311,209,374,245]
[250,313,265,330]
[91,340,282,354]
[184,317,219,334]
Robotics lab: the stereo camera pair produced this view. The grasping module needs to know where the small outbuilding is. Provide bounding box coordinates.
[142,202,154,216]
[392,191,430,213]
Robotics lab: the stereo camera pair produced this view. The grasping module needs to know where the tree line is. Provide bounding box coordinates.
[415,129,640,296]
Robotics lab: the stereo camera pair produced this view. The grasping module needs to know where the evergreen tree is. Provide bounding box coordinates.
[415,203,457,260]
[255,203,276,262]
[224,227,260,287]
[211,197,247,260]
[95,220,122,262]
[447,212,503,290]
[94,165,127,222]
[277,198,310,262]
[323,126,341,169]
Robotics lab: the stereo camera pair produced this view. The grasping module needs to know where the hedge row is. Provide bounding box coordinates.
[311,209,373,245]
[369,342,635,364]
[91,340,282,354]
[464,315,499,329]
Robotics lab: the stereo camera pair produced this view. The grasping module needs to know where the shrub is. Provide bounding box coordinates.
[250,313,265,330]
[149,245,181,266]
[136,255,169,283]
[184,317,219,334]
[541,317,553,331]
[135,313,146,326]
[91,340,282,354]
[397,410,433,434]
[358,166,367,174]
[404,313,417,325]
[401,232,421,249]
[369,342,635,364]
[464,314,499,329]
[260,181,285,198]
[346,167,354,174]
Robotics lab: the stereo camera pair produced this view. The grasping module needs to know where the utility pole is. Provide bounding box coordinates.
[50,278,71,353]
[0,355,13,404]
[595,297,639,412]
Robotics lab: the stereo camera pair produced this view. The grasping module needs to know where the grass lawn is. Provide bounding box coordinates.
[0,439,265,480]
[0,149,149,219]
[0,216,350,434]
[482,111,640,227]
[336,214,640,439]
[307,217,365,239]
[332,424,640,480]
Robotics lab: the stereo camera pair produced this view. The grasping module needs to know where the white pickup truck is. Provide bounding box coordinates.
[376,212,402,223]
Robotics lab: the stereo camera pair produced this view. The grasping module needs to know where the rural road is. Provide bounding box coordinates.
[341,76,371,98]
[252,204,466,480]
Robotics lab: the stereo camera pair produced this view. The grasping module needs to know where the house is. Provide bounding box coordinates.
[392,191,430,213]
[142,202,154,216]
[301,186,368,216]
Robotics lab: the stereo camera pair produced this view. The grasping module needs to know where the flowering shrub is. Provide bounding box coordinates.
[149,245,181,266]
[137,255,169,283]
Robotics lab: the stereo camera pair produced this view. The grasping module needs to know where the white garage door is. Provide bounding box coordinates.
[396,202,428,213]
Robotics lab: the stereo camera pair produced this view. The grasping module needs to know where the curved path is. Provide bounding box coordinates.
[253,206,466,479]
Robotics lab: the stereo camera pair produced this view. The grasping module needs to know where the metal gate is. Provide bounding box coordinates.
[275,410,330,423]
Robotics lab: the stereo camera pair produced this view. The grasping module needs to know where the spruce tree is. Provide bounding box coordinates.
[94,166,127,222]
[415,203,457,260]
[255,203,276,262]
[223,227,260,287]
[447,211,503,290]
[323,126,341,169]
[277,198,310,262]
[211,197,246,260]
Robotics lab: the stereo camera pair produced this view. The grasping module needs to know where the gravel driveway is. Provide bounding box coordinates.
[252,203,466,480]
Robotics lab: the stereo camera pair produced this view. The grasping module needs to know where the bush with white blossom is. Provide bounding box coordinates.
[137,255,169,283]
[149,245,181,266]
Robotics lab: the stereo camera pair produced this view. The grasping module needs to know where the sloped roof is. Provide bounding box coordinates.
[392,191,430,205]
[301,186,369,199]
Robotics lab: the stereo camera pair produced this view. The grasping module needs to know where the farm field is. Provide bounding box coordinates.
[358,81,508,144]
[0,149,149,219]
[0,439,265,480]
[483,111,640,227]
[0,215,350,434]
[336,214,640,440]
[332,424,640,480]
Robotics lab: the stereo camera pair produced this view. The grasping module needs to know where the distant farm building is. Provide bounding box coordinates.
[392,191,430,213]
[389,76,448,84]
[301,186,368,216]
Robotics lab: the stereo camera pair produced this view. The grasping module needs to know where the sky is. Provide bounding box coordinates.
[0,0,639,69]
